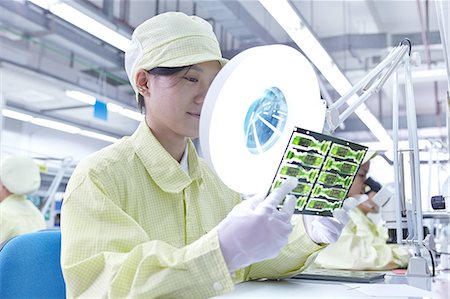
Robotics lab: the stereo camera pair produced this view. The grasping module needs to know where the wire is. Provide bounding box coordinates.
[427,248,436,276]
[400,38,412,56]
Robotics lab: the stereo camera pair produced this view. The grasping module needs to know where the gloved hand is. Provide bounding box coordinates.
[303,194,368,244]
[332,194,368,225]
[218,177,298,273]
[302,214,344,244]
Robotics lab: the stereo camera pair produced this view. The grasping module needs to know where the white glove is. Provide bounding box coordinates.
[332,194,367,225]
[303,194,368,244]
[218,177,298,273]
[303,214,344,244]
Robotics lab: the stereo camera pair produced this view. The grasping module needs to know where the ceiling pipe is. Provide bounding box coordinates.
[119,0,129,24]
[102,0,113,19]
[77,0,134,32]
[416,0,440,119]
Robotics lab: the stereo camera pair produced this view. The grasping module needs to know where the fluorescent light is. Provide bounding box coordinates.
[67,91,142,121]
[27,0,59,10]
[106,102,144,121]
[28,0,130,51]
[396,68,447,83]
[412,68,447,80]
[31,117,81,134]
[2,108,118,143]
[65,90,96,105]
[2,109,33,122]
[119,108,144,121]
[79,130,118,143]
[259,0,392,144]
[106,102,123,113]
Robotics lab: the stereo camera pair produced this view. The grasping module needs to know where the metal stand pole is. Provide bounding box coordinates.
[403,55,430,276]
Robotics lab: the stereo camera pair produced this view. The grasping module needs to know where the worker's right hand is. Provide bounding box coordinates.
[218,177,298,273]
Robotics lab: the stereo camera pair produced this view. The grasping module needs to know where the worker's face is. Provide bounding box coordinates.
[145,61,221,138]
[348,161,370,197]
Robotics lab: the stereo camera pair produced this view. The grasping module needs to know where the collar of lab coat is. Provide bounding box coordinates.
[0,193,26,206]
[130,122,202,193]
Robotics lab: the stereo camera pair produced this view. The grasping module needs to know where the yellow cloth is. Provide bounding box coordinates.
[0,194,46,244]
[61,122,322,298]
[314,208,409,270]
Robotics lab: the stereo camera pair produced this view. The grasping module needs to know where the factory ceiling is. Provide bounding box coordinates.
[0,0,448,146]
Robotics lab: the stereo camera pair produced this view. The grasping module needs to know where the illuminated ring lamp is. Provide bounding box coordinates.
[200,44,326,195]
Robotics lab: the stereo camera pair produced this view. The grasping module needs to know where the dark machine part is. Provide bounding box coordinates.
[431,195,446,210]
[364,176,382,193]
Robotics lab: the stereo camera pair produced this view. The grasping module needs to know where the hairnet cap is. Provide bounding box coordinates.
[125,11,228,100]
[0,155,41,195]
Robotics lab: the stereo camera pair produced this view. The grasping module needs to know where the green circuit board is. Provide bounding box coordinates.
[269,127,368,217]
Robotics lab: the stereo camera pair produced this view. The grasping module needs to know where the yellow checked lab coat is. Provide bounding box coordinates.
[0,194,46,244]
[314,207,409,270]
[61,122,322,299]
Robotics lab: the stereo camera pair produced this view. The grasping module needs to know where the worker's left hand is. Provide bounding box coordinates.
[303,214,344,244]
[303,195,363,244]
[332,195,366,225]
[357,196,379,215]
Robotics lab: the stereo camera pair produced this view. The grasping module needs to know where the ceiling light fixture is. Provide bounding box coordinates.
[67,90,144,121]
[106,102,144,121]
[412,68,447,80]
[118,108,144,121]
[28,0,130,51]
[1,109,34,122]
[259,0,392,145]
[2,108,118,143]
[65,90,96,105]
[79,130,118,143]
[105,102,123,113]
[30,117,81,134]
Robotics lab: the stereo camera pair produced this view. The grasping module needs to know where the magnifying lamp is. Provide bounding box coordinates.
[199,44,326,195]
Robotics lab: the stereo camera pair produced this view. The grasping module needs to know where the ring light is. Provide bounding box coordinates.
[200,44,326,195]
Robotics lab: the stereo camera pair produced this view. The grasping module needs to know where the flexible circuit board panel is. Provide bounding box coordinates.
[269,127,368,216]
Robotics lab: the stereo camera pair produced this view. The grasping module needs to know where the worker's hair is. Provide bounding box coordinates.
[137,66,192,113]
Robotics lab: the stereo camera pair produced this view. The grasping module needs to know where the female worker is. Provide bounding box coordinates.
[0,155,45,244]
[313,156,410,270]
[60,12,342,298]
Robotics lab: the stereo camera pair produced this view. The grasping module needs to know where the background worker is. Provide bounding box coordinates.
[349,156,380,215]
[0,155,46,244]
[313,154,410,270]
[61,11,347,298]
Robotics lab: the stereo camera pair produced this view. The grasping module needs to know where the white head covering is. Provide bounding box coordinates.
[0,155,41,195]
[124,11,228,100]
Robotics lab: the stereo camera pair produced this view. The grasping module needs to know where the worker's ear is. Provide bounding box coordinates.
[135,69,150,97]
[0,181,11,203]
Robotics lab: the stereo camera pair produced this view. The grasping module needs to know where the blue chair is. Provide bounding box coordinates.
[0,230,66,299]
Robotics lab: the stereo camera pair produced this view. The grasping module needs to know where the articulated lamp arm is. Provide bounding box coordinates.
[321,39,432,276]
[323,39,412,135]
